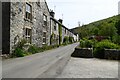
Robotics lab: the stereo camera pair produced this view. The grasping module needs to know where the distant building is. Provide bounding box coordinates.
[50,10,59,45]
[118,1,120,14]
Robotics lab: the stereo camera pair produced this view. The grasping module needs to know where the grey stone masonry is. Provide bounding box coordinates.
[50,16,59,45]
[2,1,51,54]
[40,1,50,46]
[105,49,120,60]
[71,47,93,58]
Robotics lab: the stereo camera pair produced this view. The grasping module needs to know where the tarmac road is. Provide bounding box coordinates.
[2,43,79,78]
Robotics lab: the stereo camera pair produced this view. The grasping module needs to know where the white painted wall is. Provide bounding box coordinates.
[118,1,120,14]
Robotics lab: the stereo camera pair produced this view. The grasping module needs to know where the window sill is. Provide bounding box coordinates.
[43,25,47,27]
[42,43,46,45]
[24,18,33,23]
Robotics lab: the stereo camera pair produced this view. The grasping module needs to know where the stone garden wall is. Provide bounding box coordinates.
[105,49,120,60]
[71,47,93,58]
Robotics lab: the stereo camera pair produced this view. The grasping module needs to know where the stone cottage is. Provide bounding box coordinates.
[50,10,59,45]
[49,10,77,45]
[2,0,78,54]
[2,0,51,54]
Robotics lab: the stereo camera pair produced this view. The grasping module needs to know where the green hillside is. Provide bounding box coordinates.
[71,15,120,39]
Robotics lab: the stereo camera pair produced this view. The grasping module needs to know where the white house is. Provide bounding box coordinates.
[118,1,120,14]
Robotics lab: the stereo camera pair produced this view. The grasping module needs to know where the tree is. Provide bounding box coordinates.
[98,23,117,37]
[115,20,120,35]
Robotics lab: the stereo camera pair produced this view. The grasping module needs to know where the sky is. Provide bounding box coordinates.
[46,0,120,29]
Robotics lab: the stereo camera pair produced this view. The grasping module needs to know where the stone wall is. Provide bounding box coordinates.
[32,2,43,47]
[10,2,25,53]
[40,1,50,45]
[62,27,66,43]
[71,47,93,58]
[105,49,120,60]
[9,1,51,54]
[50,18,59,45]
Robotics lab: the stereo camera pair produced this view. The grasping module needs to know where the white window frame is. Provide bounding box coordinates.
[43,31,47,44]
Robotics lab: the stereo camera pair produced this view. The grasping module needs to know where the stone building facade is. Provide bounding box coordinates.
[2,1,78,54]
[50,11,59,45]
[2,1,51,54]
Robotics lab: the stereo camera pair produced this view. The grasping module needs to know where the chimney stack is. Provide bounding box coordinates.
[50,10,55,18]
[58,19,63,24]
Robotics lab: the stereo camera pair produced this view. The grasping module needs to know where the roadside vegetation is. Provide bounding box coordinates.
[74,15,120,59]
[79,38,120,59]
[12,36,75,58]
[72,15,120,39]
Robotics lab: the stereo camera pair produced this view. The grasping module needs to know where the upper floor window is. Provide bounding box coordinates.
[25,3,32,20]
[43,14,47,26]
[65,29,67,34]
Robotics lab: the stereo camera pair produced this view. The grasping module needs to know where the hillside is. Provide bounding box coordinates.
[71,15,120,39]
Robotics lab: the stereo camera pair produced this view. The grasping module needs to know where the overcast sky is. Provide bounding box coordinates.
[46,0,120,29]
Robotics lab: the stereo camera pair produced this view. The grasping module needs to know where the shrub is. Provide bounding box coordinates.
[112,35,120,45]
[69,36,74,43]
[28,45,39,54]
[93,40,120,58]
[15,39,27,49]
[13,48,25,57]
[80,38,93,48]
[52,44,59,48]
[63,36,69,44]
[12,39,27,57]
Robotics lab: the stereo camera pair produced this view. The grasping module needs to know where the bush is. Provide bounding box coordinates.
[63,36,69,45]
[112,35,120,45]
[13,48,25,57]
[80,38,93,48]
[12,39,27,57]
[93,40,120,58]
[69,36,74,43]
[28,45,39,54]
[41,45,49,51]
[15,39,27,49]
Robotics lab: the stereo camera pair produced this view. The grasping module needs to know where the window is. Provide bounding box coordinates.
[43,14,47,26]
[43,32,46,44]
[25,28,31,43]
[54,22,56,30]
[65,29,67,34]
[25,3,32,20]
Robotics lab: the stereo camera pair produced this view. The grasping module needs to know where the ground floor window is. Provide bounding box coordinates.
[25,28,32,43]
[43,32,46,44]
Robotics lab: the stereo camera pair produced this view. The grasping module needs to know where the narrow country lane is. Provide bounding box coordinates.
[3,43,79,78]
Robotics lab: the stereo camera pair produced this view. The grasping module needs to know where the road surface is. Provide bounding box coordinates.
[58,57,119,78]
[2,43,79,78]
